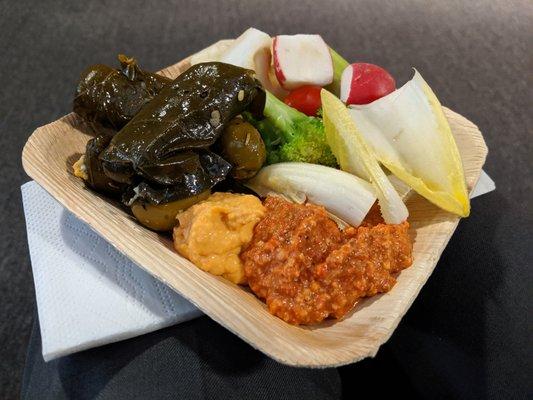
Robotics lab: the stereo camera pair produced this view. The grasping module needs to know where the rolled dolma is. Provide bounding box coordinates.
[84,135,128,195]
[73,55,172,130]
[99,62,265,186]
[122,151,232,205]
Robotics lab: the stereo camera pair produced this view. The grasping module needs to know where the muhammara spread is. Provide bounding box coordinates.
[241,197,412,325]
[173,192,265,284]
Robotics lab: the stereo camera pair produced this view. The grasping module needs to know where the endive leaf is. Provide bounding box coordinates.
[321,89,409,224]
[246,162,377,227]
[348,70,470,216]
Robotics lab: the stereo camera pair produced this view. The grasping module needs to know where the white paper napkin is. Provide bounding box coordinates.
[469,170,496,199]
[21,171,495,362]
[22,182,203,361]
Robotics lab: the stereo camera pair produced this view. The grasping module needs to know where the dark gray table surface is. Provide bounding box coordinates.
[1,0,531,398]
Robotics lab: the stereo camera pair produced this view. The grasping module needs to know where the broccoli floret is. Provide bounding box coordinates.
[245,92,337,167]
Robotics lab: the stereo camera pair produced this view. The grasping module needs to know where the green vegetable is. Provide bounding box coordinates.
[325,47,349,96]
[83,135,127,195]
[131,190,211,231]
[220,118,266,180]
[73,55,172,131]
[245,91,337,167]
[99,62,265,188]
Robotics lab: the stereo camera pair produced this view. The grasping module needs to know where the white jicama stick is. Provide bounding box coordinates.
[246,162,377,227]
[321,89,409,224]
[348,70,470,216]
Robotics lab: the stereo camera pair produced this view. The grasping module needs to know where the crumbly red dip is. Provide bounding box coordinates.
[241,197,412,325]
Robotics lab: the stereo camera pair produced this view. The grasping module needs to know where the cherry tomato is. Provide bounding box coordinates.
[283,85,322,116]
[341,63,396,105]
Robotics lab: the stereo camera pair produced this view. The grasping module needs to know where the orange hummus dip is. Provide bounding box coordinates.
[241,197,412,325]
[173,192,265,284]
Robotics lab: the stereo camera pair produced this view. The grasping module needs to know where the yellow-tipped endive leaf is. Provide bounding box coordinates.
[321,89,409,224]
[348,70,470,217]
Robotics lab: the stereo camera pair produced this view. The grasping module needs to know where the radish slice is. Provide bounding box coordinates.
[220,28,287,98]
[340,66,354,102]
[273,34,333,90]
[340,63,396,105]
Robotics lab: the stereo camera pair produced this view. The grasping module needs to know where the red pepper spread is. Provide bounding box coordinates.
[241,197,412,325]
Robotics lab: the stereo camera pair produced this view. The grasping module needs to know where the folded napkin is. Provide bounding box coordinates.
[22,171,495,362]
[22,182,203,361]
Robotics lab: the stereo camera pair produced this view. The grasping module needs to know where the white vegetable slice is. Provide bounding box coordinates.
[273,34,333,90]
[191,28,287,98]
[339,65,354,103]
[246,162,377,227]
[388,174,413,202]
[189,40,233,65]
[348,70,470,216]
[321,89,409,224]
[219,28,269,68]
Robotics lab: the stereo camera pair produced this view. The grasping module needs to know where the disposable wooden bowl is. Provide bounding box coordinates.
[21,40,488,367]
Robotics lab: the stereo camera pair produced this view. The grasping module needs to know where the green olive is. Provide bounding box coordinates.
[220,118,266,180]
[131,190,210,231]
